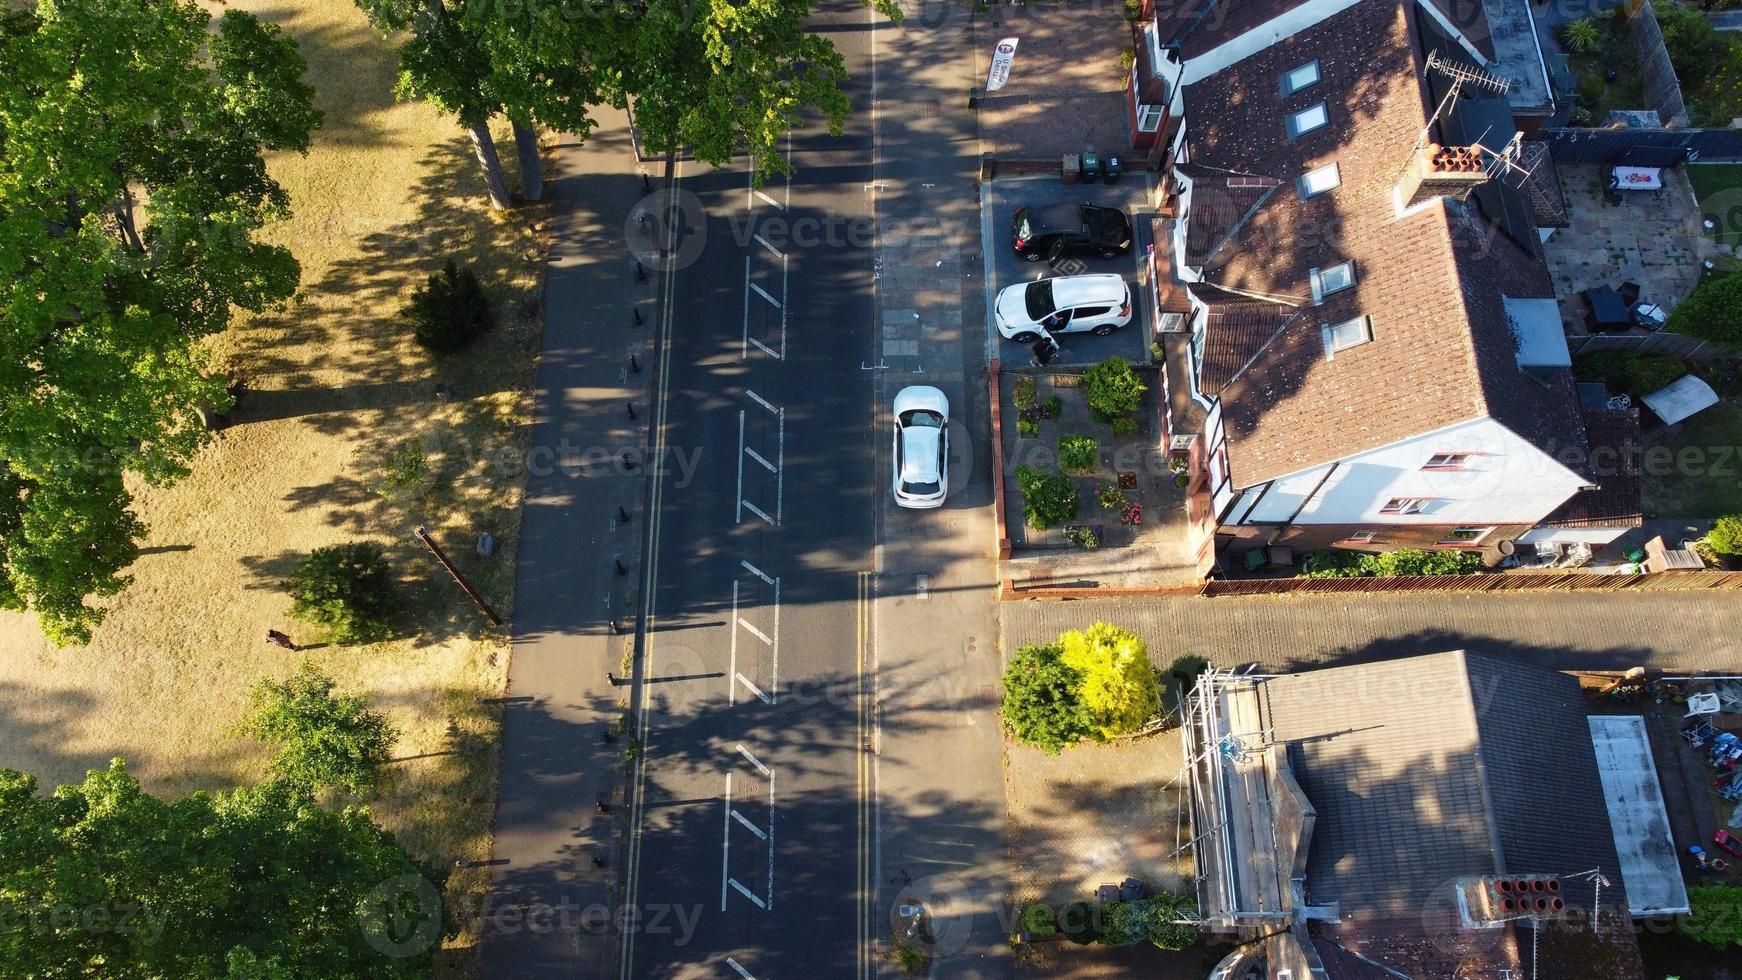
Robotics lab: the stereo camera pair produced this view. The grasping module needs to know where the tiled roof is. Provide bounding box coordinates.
[1544,407,1644,527]
[1192,286,1299,394]
[1257,652,1634,950]
[1180,0,1586,486]
[1182,170,1281,267]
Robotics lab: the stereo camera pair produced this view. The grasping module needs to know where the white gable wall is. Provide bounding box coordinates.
[1237,417,1588,526]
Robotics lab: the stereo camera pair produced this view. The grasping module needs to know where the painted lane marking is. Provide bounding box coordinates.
[735,409,745,525]
[742,499,775,526]
[745,446,777,474]
[720,772,733,911]
[740,560,774,585]
[736,673,773,705]
[746,388,778,415]
[735,743,772,778]
[731,808,768,840]
[749,281,782,310]
[726,957,756,979]
[737,618,772,646]
[753,233,784,259]
[729,878,766,909]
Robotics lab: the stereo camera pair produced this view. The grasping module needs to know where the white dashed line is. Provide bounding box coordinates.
[726,957,756,979]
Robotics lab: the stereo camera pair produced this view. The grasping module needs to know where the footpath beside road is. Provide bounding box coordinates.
[486,114,656,976]
[1002,590,1742,674]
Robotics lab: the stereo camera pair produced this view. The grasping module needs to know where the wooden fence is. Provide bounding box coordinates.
[1565,332,1736,360]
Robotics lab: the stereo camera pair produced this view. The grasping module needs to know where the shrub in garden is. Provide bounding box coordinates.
[288,542,399,644]
[1666,273,1742,344]
[1300,549,1370,578]
[1020,903,1057,937]
[1707,516,1742,556]
[1043,395,1062,419]
[1059,902,1100,944]
[1368,548,1485,577]
[1012,375,1037,409]
[1082,356,1146,420]
[1656,1,1729,83]
[1098,485,1128,510]
[1058,434,1098,473]
[1015,465,1078,530]
[1001,642,1092,755]
[405,259,495,353]
[1683,885,1742,947]
[1016,417,1039,438]
[1094,894,1198,949]
[1575,350,1688,396]
[1563,16,1602,55]
[240,662,397,794]
[1063,525,1100,550]
[1059,622,1160,741]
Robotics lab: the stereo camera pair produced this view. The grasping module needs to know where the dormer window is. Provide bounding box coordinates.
[1286,102,1329,139]
[1298,162,1340,199]
[1422,453,1475,470]
[1281,60,1320,96]
[1310,261,1356,302]
[1322,315,1372,357]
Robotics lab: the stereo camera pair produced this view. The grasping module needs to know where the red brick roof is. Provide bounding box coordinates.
[1180,0,1586,486]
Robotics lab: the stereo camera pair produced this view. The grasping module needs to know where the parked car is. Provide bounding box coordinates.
[994,274,1132,343]
[892,386,949,509]
[1011,203,1132,262]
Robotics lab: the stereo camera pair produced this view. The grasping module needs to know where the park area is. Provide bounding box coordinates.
[0,0,544,972]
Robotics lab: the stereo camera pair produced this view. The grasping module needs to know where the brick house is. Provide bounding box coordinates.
[1127,0,1639,567]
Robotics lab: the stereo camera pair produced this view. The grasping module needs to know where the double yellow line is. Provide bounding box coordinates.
[856,570,875,980]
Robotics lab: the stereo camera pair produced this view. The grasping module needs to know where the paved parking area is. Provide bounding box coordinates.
[980,174,1155,367]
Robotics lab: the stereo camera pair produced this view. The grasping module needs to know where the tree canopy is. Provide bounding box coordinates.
[241,663,399,794]
[0,0,320,644]
[0,760,443,978]
[1058,622,1161,741]
[1001,642,1094,755]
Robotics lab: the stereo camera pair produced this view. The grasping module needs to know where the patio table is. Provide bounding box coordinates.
[1582,285,1631,333]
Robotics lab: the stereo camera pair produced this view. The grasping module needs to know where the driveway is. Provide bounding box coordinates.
[1002,590,1742,675]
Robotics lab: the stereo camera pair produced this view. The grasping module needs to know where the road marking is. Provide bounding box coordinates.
[736,672,773,704]
[745,446,777,474]
[738,618,772,646]
[741,256,751,360]
[729,878,766,909]
[741,560,774,585]
[749,336,780,359]
[749,280,782,310]
[856,570,872,980]
[753,187,785,211]
[732,808,768,840]
[623,154,687,980]
[729,580,740,705]
[742,499,775,526]
[735,409,745,525]
[726,957,756,979]
[721,772,733,911]
[736,743,772,777]
[776,403,785,525]
[746,389,778,414]
[753,233,784,259]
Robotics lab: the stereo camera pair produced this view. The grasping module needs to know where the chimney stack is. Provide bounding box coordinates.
[1398,142,1490,209]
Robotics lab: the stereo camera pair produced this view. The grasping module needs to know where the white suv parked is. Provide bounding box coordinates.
[994,274,1133,343]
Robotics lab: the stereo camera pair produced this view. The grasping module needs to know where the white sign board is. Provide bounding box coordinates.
[986,37,1019,92]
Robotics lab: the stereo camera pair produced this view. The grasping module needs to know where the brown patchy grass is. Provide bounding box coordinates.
[0,0,545,973]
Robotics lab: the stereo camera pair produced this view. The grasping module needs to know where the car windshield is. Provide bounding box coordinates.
[1014,212,1032,241]
[1023,280,1055,321]
[899,409,942,429]
[902,480,941,495]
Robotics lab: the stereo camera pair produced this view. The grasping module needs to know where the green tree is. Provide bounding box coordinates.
[0,760,443,978]
[1562,16,1603,55]
[1707,515,1742,556]
[1020,903,1057,937]
[1667,273,1742,344]
[405,258,495,352]
[241,663,399,794]
[1058,622,1160,741]
[1001,643,1093,755]
[1683,885,1742,946]
[288,543,400,645]
[1015,465,1079,530]
[1082,356,1147,420]
[0,0,319,644]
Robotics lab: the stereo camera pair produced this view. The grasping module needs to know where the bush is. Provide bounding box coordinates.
[1063,525,1100,550]
[1369,548,1485,577]
[1575,350,1688,395]
[1707,515,1742,556]
[1657,1,1729,83]
[1577,74,1606,106]
[1043,395,1062,419]
[1001,642,1093,755]
[287,542,399,644]
[1684,885,1742,947]
[405,259,495,353]
[1012,375,1037,409]
[1082,356,1147,419]
[1058,434,1098,473]
[1098,485,1128,510]
[1020,903,1057,937]
[1016,417,1038,438]
[1096,901,1144,946]
[1110,415,1138,437]
[1059,622,1161,741]
[1300,549,1368,578]
[1667,272,1742,344]
[1058,902,1100,944]
[1563,16,1603,56]
[240,662,398,793]
[1095,894,1197,949]
[1016,465,1078,530]
[373,442,431,500]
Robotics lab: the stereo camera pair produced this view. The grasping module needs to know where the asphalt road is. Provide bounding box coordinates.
[618,2,884,977]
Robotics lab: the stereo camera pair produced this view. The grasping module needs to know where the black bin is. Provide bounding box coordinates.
[1081,152,1102,184]
[1104,154,1123,184]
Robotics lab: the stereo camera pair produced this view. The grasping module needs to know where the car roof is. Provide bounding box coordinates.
[1024,203,1087,233]
[899,428,941,482]
[1047,274,1127,307]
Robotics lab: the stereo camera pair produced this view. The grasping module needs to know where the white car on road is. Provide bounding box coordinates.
[994,274,1132,343]
[892,386,949,509]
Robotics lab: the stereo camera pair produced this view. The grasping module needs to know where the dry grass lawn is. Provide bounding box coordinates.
[0,0,546,973]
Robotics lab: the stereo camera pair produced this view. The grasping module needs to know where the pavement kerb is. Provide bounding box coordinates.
[1000,577,1201,601]
[989,357,1012,560]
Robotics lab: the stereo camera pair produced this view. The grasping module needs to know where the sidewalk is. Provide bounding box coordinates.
[485,113,655,975]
